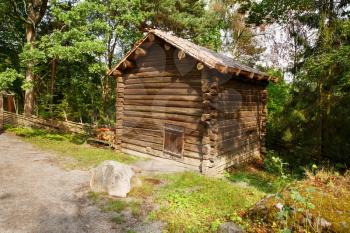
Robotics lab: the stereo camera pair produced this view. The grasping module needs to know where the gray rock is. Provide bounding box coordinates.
[132,221,164,233]
[90,160,134,197]
[218,222,245,233]
[315,217,331,229]
[275,202,284,211]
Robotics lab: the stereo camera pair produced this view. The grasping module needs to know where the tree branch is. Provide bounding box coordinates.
[34,0,48,25]
[9,0,32,25]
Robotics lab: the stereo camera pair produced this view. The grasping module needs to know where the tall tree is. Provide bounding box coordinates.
[210,0,265,64]
[8,0,48,116]
[242,0,350,167]
[141,0,223,50]
[31,0,109,122]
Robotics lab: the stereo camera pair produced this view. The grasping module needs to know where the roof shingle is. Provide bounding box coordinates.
[109,29,272,82]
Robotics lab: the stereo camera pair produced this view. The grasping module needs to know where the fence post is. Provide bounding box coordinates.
[0,92,3,130]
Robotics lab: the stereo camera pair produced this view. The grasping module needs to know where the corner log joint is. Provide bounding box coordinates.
[115,75,126,151]
[200,72,220,174]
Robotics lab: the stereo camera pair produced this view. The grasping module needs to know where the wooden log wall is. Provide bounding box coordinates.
[204,76,268,175]
[117,39,204,168]
[200,70,220,173]
[115,75,125,151]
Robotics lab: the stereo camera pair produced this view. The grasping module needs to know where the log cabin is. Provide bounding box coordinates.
[108,29,273,175]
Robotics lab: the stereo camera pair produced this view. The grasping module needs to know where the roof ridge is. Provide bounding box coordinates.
[108,29,274,82]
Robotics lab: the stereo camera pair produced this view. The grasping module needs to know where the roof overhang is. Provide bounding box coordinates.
[108,30,276,83]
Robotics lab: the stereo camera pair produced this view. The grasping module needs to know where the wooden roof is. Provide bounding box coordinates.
[108,29,274,82]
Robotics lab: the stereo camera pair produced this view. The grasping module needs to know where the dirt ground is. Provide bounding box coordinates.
[0,132,151,233]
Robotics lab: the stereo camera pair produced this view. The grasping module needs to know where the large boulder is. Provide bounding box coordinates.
[90,160,134,197]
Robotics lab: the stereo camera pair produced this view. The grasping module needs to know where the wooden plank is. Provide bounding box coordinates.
[125,71,176,79]
[123,125,201,143]
[125,82,201,89]
[123,116,201,131]
[218,120,258,130]
[123,137,163,150]
[124,95,202,102]
[219,139,260,154]
[218,111,259,118]
[124,99,202,108]
[124,105,203,116]
[217,118,258,126]
[124,110,199,123]
[126,77,201,85]
[124,88,201,96]
[123,133,163,145]
[122,126,163,137]
[218,125,258,137]
[122,140,201,159]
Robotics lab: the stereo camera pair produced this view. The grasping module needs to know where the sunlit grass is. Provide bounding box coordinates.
[6,126,139,169]
[150,172,266,232]
[227,170,290,193]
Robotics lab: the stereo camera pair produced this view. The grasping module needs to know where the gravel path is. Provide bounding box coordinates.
[0,133,121,233]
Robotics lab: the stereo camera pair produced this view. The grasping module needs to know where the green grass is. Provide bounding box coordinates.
[227,170,290,193]
[102,199,128,212]
[150,172,266,233]
[87,191,142,218]
[4,126,301,232]
[111,215,125,224]
[6,126,139,169]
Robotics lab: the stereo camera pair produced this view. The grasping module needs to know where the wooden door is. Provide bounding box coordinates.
[163,124,184,158]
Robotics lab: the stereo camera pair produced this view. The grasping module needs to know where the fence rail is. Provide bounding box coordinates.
[2,111,93,134]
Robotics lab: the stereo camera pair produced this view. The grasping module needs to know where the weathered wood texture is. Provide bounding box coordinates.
[115,75,126,151]
[117,39,203,167]
[2,111,93,134]
[114,37,268,175]
[202,74,268,175]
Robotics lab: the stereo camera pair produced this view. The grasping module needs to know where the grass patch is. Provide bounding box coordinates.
[102,199,128,212]
[128,177,159,199]
[227,170,290,193]
[87,191,142,218]
[150,172,266,233]
[111,215,125,224]
[6,126,139,169]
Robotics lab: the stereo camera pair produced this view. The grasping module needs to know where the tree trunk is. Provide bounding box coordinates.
[0,93,3,130]
[49,58,58,117]
[24,23,36,116]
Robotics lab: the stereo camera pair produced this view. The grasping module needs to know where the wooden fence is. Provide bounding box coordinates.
[1,110,93,134]
[0,93,3,130]
[0,94,115,144]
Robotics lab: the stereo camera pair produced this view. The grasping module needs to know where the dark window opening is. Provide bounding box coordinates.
[163,124,184,158]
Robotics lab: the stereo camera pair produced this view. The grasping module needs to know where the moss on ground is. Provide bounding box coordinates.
[246,170,350,233]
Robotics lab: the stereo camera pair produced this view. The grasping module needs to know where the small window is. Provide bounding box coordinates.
[163,124,184,158]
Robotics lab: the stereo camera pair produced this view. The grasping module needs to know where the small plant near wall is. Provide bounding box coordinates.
[275,188,316,232]
[264,150,289,179]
